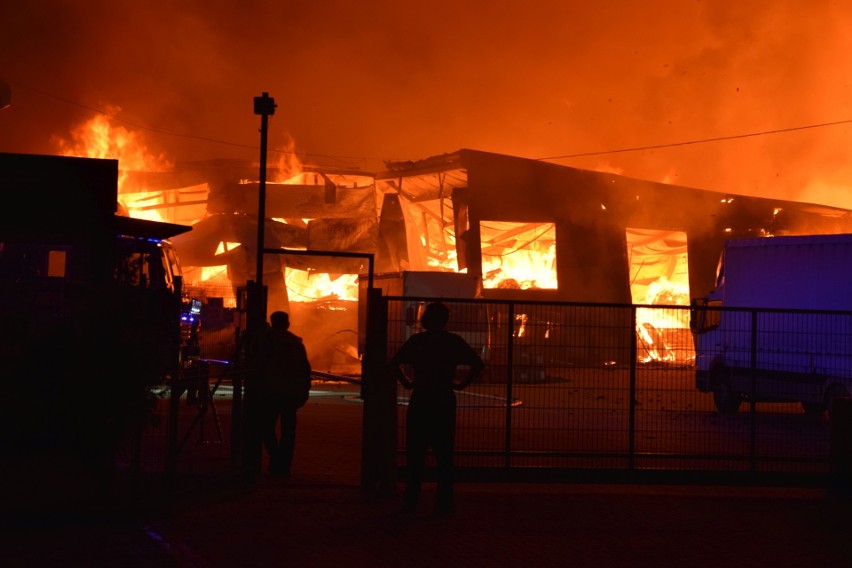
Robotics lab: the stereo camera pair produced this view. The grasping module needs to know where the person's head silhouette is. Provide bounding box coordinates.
[270,311,291,330]
[420,302,450,331]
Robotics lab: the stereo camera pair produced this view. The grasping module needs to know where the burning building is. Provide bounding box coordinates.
[374,149,852,301]
[372,149,852,366]
[116,148,852,371]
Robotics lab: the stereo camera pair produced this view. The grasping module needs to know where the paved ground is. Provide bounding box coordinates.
[5,478,851,567]
[151,480,852,568]
[4,387,852,567]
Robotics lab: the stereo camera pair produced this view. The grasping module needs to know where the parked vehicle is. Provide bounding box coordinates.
[690,233,852,416]
[0,152,196,384]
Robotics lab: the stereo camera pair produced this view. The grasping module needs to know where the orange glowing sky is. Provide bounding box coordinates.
[2,1,852,209]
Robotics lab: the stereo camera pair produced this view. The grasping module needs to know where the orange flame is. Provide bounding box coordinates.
[635,277,693,363]
[480,221,557,289]
[285,269,359,303]
[270,136,304,183]
[54,111,173,221]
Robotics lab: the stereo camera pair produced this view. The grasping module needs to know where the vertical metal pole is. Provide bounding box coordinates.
[255,117,267,288]
[361,290,395,496]
[504,302,515,469]
[628,305,637,471]
[750,309,758,472]
[254,92,275,289]
[243,93,276,479]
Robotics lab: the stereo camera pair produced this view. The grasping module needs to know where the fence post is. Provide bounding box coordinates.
[360,290,396,497]
[628,305,637,471]
[749,310,758,472]
[504,302,515,470]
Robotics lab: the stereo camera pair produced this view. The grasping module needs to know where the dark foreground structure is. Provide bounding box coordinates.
[0,152,192,514]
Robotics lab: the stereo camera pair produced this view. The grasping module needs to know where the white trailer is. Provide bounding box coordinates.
[690,233,852,416]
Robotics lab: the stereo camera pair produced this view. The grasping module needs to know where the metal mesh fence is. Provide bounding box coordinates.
[387,297,847,479]
[116,294,850,495]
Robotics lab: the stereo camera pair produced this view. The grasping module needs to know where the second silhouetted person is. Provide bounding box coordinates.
[390,302,485,514]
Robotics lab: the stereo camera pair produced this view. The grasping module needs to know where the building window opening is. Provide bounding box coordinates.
[480,221,556,290]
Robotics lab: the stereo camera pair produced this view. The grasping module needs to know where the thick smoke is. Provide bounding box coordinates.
[2,1,851,207]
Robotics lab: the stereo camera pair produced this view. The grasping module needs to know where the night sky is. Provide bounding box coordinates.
[2,1,852,208]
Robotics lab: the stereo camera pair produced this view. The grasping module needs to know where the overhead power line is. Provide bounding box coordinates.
[538,119,852,161]
[9,78,852,165]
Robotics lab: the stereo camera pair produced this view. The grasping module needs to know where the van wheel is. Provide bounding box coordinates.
[826,384,850,419]
[712,370,741,413]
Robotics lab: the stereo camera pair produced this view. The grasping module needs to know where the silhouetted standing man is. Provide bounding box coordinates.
[258,311,312,476]
[390,302,485,514]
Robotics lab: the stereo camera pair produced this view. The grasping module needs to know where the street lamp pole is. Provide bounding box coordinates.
[254,92,276,290]
[243,92,276,478]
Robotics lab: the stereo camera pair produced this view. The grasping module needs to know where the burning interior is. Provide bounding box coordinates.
[48,118,852,372]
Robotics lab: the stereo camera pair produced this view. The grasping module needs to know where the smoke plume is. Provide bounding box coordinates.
[2,1,851,207]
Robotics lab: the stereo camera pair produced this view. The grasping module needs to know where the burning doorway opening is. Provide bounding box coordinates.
[260,250,373,377]
[626,228,693,364]
[283,264,362,375]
